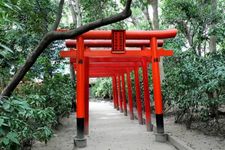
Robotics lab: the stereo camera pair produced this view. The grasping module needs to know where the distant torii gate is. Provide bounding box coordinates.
[59,29,177,147]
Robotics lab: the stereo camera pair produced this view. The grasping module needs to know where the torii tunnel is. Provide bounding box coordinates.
[59,29,177,147]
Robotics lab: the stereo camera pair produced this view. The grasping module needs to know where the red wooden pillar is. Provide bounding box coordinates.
[117,75,123,112]
[142,58,153,131]
[112,76,117,109]
[121,73,127,116]
[134,66,143,124]
[75,36,86,146]
[84,57,89,135]
[119,75,124,113]
[151,37,164,134]
[126,70,134,120]
[112,77,116,108]
[115,76,119,110]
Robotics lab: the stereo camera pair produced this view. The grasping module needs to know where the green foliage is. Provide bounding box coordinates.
[0,1,74,149]
[21,74,73,121]
[161,0,225,54]
[163,50,225,128]
[0,73,73,149]
[80,0,127,29]
[0,97,55,149]
[91,78,112,99]
[0,0,59,90]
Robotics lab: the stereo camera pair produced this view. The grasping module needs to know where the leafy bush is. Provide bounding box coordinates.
[91,78,112,99]
[0,97,55,150]
[0,74,73,149]
[163,50,225,130]
[20,74,73,122]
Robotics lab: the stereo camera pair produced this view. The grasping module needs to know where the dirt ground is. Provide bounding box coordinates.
[32,101,175,150]
[164,116,225,150]
[32,100,225,150]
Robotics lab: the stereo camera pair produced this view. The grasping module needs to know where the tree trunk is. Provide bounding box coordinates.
[0,0,133,99]
[142,5,153,29]
[150,0,159,30]
[69,0,77,26]
[209,0,217,53]
[149,0,165,82]
[74,0,82,27]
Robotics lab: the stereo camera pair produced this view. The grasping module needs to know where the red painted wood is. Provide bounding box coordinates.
[134,66,143,124]
[57,29,177,39]
[114,76,119,110]
[151,37,163,115]
[141,58,152,131]
[84,57,89,135]
[76,36,85,118]
[117,76,123,112]
[112,30,126,54]
[80,29,177,39]
[151,37,164,133]
[60,48,173,58]
[112,77,117,109]
[126,70,134,120]
[121,74,127,116]
[65,39,164,48]
[80,57,152,63]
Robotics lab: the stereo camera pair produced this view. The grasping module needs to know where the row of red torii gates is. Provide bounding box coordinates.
[59,29,177,147]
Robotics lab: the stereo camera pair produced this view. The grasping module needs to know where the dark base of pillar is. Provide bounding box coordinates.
[74,137,87,148]
[156,114,165,133]
[124,110,127,116]
[155,133,168,142]
[146,123,153,132]
[130,113,134,120]
[138,118,143,125]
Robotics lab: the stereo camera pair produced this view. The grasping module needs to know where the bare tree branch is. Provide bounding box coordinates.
[0,0,133,98]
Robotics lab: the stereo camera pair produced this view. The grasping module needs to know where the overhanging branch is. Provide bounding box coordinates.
[0,0,133,98]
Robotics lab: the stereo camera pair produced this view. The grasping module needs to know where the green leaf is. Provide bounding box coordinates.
[6,132,20,144]
[0,43,13,53]
[2,137,9,145]
[3,102,10,111]
[0,118,4,127]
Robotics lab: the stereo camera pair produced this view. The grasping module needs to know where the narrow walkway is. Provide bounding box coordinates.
[86,101,175,150]
[33,101,176,150]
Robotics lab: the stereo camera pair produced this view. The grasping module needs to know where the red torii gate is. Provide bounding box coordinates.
[59,29,177,147]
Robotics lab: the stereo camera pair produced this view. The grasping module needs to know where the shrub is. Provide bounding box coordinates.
[0,97,55,150]
[91,78,112,99]
[163,50,225,130]
[0,74,73,149]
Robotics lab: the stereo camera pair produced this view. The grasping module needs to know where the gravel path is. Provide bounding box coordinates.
[33,101,176,150]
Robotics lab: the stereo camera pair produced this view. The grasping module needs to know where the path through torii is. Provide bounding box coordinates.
[59,29,177,147]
